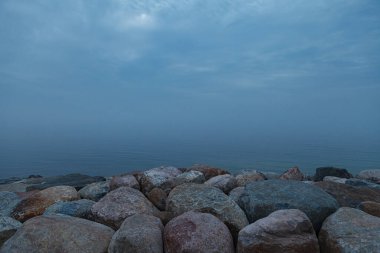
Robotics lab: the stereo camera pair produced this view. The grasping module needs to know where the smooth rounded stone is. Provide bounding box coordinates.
[172,170,205,186]
[235,170,266,187]
[140,166,182,194]
[237,209,319,253]
[25,173,105,191]
[205,174,237,194]
[280,167,304,181]
[262,172,281,180]
[185,164,230,180]
[147,188,167,211]
[345,178,380,189]
[44,199,95,218]
[108,214,163,253]
[314,167,352,181]
[323,176,347,184]
[0,214,114,253]
[78,181,110,201]
[314,181,380,207]
[110,174,140,191]
[357,169,380,183]
[164,211,234,253]
[0,192,21,217]
[237,180,339,231]
[229,187,245,203]
[11,186,80,222]
[0,216,22,246]
[319,207,380,253]
[358,201,380,217]
[166,183,248,239]
[91,186,160,229]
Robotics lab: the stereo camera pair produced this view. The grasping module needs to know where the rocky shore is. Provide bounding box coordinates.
[0,165,379,252]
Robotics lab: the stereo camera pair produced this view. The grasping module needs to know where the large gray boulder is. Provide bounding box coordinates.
[0,215,114,253]
[205,174,237,194]
[237,209,319,253]
[357,169,380,183]
[44,199,95,219]
[235,170,266,187]
[139,166,182,194]
[78,181,110,201]
[0,216,22,246]
[164,211,234,253]
[108,214,163,253]
[166,183,248,239]
[172,170,205,186]
[319,207,380,252]
[237,180,338,231]
[91,187,159,229]
[110,174,140,191]
[0,192,21,217]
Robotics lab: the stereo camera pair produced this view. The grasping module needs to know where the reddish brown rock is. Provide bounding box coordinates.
[185,164,229,180]
[280,167,304,181]
[205,174,237,194]
[358,201,380,217]
[91,187,160,229]
[11,186,79,222]
[235,170,266,187]
[147,188,167,211]
[164,211,234,253]
[237,209,319,253]
[109,174,140,191]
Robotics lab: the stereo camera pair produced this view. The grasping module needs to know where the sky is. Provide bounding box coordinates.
[1,0,380,147]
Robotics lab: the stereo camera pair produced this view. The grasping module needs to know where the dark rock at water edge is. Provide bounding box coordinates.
[314,167,352,181]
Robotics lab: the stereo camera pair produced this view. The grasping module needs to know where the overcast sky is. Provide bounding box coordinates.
[1,0,379,145]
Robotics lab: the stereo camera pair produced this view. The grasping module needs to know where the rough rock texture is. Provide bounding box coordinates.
[323,176,347,184]
[91,187,159,229]
[184,164,229,180]
[319,207,380,253]
[205,174,237,194]
[172,170,205,186]
[166,183,248,239]
[108,214,164,253]
[44,199,95,219]
[235,170,266,187]
[280,167,304,181]
[314,181,380,207]
[140,166,182,194]
[237,209,319,253]
[11,186,80,222]
[109,174,140,191]
[147,188,167,211]
[0,192,21,217]
[164,211,234,253]
[0,215,114,253]
[78,181,110,201]
[358,169,380,183]
[25,173,105,191]
[0,216,22,246]
[237,180,338,231]
[345,178,380,189]
[262,172,281,180]
[229,187,245,203]
[358,201,380,217]
[314,167,352,181]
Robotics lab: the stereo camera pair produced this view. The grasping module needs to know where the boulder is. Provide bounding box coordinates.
[0,217,22,246]
[25,173,105,191]
[91,187,159,229]
[237,209,319,253]
[0,182,28,192]
[314,167,352,181]
[235,170,266,187]
[11,186,80,222]
[280,167,304,181]
[166,183,248,239]
[357,169,380,183]
[110,174,140,191]
[147,188,167,211]
[108,214,164,253]
[164,211,234,253]
[0,215,114,253]
[44,199,95,219]
[78,181,110,201]
[139,166,182,194]
[345,178,380,189]
[358,201,380,217]
[229,187,245,203]
[314,181,380,207]
[323,176,347,184]
[0,192,21,217]
[185,164,229,180]
[319,207,380,252]
[172,170,205,186]
[237,180,338,231]
[205,174,237,194]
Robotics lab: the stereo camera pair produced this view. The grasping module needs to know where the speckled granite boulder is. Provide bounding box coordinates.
[0,192,21,217]
[172,170,205,186]
[237,209,319,253]
[229,187,245,203]
[205,174,237,194]
[319,207,380,253]
[235,170,266,187]
[280,167,304,181]
[140,166,182,194]
[110,174,140,191]
[0,215,114,253]
[0,216,22,246]
[44,199,95,219]
[78,181,110,201]
[164,211,234,253]
[108,214,163,253]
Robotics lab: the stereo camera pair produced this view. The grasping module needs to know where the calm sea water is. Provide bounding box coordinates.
[1,136,380,179]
